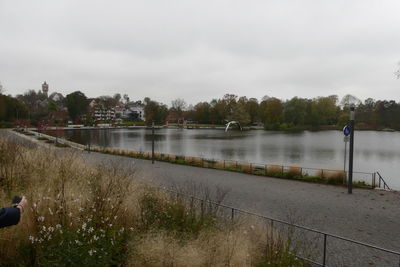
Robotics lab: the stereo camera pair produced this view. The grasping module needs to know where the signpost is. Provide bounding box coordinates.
[348,106,355,194]
[152,121,155,164]
[343,126,350,184]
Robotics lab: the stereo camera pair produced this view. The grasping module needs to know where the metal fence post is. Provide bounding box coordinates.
[372,173,376,188]
[200,200,204,219]
[270,220,274,241]
[265,164,267,175]
[231,208,235,221]
[323,234,327,266]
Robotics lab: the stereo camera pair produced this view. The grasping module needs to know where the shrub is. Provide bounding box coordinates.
[321,170,345,184]
[285,166,302,178]
[138,191,216,236]
[266,165,283,176]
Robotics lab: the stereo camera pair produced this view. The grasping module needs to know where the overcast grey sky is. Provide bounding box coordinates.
[1,0,399,105]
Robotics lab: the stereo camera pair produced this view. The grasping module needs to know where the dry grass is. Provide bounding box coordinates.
[286,166,302,178]
[0,137,309,266]
[0,138,139,265]
[128,217,306,267]
[267,165,283,175]
[242,163,253,174]
[320,170,346,184]
[185,156,195,164]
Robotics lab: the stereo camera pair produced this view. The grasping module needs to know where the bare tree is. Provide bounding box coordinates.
[340,94,361,108]
[395,62,400,79]
[171,98,187,113]
[123,94,130,104]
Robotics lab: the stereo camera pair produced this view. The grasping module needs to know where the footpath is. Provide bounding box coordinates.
[3,129,400,266]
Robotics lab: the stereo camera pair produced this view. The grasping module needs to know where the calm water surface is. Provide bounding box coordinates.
[55,129,400,189]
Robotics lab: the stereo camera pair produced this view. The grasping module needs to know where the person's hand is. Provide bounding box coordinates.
[16,196,27,213]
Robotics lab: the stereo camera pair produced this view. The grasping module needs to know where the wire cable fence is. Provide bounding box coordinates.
[161,187,400,267]
[26,128,389,190]
[84,144,384,189]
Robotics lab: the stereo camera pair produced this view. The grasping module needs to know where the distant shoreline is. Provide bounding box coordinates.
[27,125,398,132]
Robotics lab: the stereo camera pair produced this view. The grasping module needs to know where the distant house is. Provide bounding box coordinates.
[123,102,145,121]
[87,98,116,122]
[49,92,64,103]
[114,102,125,118]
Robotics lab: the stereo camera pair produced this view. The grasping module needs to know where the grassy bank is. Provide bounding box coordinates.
[87,146,371,188]
[0,137,309,266]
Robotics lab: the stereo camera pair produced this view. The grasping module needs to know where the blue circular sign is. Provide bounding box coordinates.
[343,125,351,136]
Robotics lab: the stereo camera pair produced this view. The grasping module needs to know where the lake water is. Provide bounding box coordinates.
[52,128,400,189]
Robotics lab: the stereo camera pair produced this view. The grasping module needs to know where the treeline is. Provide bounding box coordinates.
[178,94,340,129]
[166,94,400,130]
[2,88,400,130]
[0,94,28,126]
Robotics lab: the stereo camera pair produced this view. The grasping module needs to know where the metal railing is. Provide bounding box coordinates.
[28,128,392,190]
[376,171,391,190]
[163,188,400,267]
[25,129,393,191]
[86,144,382,188]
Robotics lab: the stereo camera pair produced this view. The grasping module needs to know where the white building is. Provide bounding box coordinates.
[94,108,115,121]
[123,103,145,121]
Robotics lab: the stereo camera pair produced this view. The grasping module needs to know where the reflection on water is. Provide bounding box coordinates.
[47,128,400,189]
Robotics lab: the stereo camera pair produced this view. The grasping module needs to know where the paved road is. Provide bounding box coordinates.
[4,130,400,266]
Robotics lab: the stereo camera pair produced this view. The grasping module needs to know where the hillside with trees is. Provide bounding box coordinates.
[2,85,400,131]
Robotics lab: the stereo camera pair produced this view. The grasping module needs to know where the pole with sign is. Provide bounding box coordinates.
[343,126,351,184]
[348,106,355,194]
[152,121,155,164]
